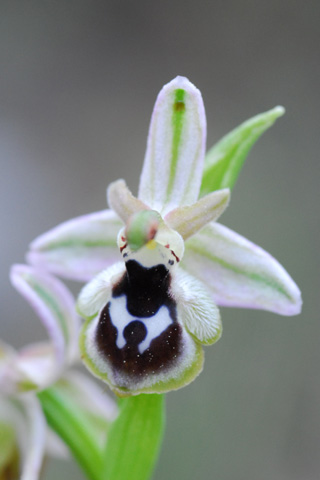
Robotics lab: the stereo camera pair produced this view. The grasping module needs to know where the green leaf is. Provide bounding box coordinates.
[200,106,285,195]
[103,394,165,480]
[38,387,103,480]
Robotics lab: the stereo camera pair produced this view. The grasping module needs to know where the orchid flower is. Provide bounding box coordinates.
[27,76,301,397]
[0,265,117,480]
[1,265,80,395]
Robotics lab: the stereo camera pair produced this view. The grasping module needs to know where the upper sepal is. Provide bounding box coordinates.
[138,76,206,215]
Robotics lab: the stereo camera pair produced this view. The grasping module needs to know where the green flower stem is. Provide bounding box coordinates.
[38,387,103,480]
[0,423,19,477]
[103,394,165,480]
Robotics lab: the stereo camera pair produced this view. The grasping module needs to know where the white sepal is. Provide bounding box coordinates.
[138,76,207,215]
[27,209,122,282]
[183,222,302,315]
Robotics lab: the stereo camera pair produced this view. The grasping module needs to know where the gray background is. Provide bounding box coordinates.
[1,1,319,479]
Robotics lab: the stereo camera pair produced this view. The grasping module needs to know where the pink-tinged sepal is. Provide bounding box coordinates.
[27,210,122,282]
[182,222,302,315]
[1,265,80,393]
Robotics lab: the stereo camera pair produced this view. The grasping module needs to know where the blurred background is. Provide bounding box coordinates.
[1,1,319,479]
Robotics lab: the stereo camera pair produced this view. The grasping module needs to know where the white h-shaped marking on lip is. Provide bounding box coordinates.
[109,295,173,354]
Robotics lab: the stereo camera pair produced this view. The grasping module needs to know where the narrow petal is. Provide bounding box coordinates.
[171,269,222,345]
[0,395,46,480]
[165,188,230,240]
[9,265,80,390]
[182,222,302,315]
[27,210,122,282]
[138,76,206,215]
[107,180,149,224]
[200,106,285,195]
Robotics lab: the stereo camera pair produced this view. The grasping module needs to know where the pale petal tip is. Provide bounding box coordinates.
[162,76,203,99]
[107,178,126,197]
[158,75,205,119]
[284,286,302,316]
[220,187,231,201]
[10,263,25,275]
[107,179,149,223]
[9,263,31,286]
[168,75,194,88]
[107,179,124,210]
[273,105,285,115]
[25,250,37,265]
[28,228,53,250]
[253,278,302,317]
[278,273,302,316]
